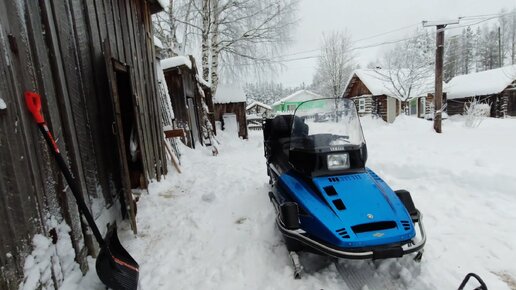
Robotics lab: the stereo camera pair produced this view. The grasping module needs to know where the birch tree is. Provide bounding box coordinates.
[312,31,355,98]
[378,29,434,109]
[154,0,298,95]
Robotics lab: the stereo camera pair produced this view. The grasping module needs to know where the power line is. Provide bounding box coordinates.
[270,23,421,60]
[234,11,516,66]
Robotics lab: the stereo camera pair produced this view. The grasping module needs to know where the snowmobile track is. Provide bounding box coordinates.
[335,260,409,290]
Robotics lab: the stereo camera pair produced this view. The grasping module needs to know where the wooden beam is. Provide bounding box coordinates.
[164,129,185,138]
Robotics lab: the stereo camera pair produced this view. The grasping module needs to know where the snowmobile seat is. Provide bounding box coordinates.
[266,115,308,163]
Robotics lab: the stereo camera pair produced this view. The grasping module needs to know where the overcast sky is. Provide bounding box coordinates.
[273,0,516,87]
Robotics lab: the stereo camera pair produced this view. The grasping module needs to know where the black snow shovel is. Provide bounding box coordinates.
[24,91,139,290]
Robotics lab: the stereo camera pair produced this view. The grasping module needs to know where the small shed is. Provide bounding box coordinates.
[214,84,248,139]
[161,55,214,148]
[246,101,272,117]
[445,65,516,117]
[246,101,272,130]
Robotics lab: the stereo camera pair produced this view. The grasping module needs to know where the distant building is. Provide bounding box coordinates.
[214,84,248,139]
[246,101,272,117]
[246,101,272,131]
[342,69,433,123]
[272,90,328,114]
[445,65,516,117]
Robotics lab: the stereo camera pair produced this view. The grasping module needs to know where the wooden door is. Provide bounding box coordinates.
[103,41,137,234]
[387,97,396,123]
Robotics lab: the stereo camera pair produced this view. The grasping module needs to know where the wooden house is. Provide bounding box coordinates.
[161,55,214,148]
[272,90,326,113]
[445,65,516,117]
[0,0,166,288]
[214,84,248,139]
[343,69,434,123]
[343,69,403,123]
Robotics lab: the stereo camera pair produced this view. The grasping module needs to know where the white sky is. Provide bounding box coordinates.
[273,0,516,87]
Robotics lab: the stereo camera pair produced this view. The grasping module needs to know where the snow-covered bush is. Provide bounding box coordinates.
[464,99,490,128]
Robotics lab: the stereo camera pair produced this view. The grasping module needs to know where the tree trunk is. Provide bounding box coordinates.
[210,0,220,95]
[201,0,210,81]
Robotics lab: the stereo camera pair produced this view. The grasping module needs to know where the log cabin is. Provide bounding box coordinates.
[343,69,434,123]
[445,65,516,117]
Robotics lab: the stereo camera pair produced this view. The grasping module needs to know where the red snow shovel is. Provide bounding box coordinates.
[25,91,139,290]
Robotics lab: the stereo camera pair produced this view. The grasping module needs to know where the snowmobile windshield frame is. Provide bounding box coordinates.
[289,98,365,153]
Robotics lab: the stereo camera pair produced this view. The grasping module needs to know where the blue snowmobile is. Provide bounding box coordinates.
[263,98,426,278]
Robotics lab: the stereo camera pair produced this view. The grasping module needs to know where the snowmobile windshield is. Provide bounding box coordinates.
[289,98,365,153]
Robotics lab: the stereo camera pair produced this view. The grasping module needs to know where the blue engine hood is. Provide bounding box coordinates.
[278,168,415,248]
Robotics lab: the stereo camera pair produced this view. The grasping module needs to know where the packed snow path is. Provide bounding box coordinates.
[66,116,516,290]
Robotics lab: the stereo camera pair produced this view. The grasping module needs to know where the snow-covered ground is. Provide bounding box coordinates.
[63,115,516,290]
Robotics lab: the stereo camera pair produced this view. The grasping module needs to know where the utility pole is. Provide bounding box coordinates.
[423,19,459,133]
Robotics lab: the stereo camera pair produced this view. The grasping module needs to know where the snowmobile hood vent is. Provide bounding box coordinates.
[328,175,362,183]
[368,171,383,182]
[400,220,411,231]
[336,228,350,239]
[351,221,397,234]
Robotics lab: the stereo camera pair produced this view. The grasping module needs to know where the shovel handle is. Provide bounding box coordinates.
[25,91,45,124]
[24,91,105,246]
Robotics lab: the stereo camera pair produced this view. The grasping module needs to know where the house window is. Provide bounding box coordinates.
[358,99,366,113]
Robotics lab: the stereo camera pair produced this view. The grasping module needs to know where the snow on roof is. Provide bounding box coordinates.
[445,65,516,100]
[348,69,434,101]
[196,75,211,88]
[272,90,324,106]
[156,0,168,10]
[153,36,164,49]
[161,56,192,70]
[214,84,246,104]
[246,101,271,111]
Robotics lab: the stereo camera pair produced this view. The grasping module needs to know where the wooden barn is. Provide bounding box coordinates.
[161,55,215,148]
[0,0,166,288]
[445,65,516,117]
[214,84,248,139]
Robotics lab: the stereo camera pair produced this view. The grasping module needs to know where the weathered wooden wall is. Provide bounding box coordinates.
[350,96,373,117]
[345,76,373,98]
[214,103,248,139]
[507,89,516,116]
[0,0,165,288]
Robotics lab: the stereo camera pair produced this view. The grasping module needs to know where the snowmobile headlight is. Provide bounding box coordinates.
[327,153,349,170]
